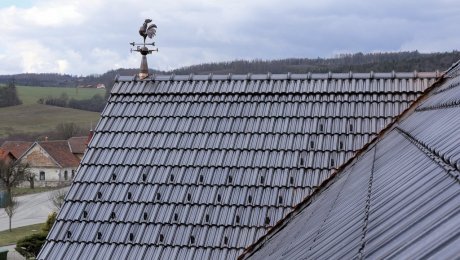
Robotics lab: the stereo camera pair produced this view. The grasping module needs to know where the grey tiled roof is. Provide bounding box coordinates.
[38,72,438,259]
[240,68,460,259]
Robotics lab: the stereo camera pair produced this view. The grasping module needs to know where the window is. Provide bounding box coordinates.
[39,171,45,181]
[71,170,76,179]
[64,170,68,181]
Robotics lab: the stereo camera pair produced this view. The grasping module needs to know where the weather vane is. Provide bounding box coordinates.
[130,19,158,79]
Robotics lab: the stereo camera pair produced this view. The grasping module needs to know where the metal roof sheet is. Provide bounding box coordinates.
[240,67,460,259]
[39,72,438,259]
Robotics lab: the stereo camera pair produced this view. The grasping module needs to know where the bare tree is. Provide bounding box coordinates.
[49,188,68,211]
[4,198,19,232]
[55,122,83,139]
[24,171,35,189]
[0,160,30,203]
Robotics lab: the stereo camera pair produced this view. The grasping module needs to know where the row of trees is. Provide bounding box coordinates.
[0,81,22,107]
[38,93,106,112]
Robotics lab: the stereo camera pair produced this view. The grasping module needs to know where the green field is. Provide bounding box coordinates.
[16,86,105,105]
[0,86,104,138]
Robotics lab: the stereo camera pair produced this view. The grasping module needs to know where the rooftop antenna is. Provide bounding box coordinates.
[130,19,158,79]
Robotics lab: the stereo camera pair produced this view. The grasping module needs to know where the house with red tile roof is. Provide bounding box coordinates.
[17,140,81,187]
[68,136,89,160]
[0,141,33,160]
[0,148,15,164]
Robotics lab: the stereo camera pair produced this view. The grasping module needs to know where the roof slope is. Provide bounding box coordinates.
[38,141,80,168]
[0,141,33,159]
[38,72,438,259]
[68,136,88,154]
[241,68,460,259]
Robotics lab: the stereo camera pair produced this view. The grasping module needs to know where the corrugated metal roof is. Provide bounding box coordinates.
[240,68,460,259]
[38,72,438,259]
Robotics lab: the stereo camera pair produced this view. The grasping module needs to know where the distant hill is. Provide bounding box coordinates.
[1,51,459,89]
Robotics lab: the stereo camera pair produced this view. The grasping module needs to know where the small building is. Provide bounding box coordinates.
[0,148,15,164]
[68,136,89,160]
[0,141,33,160]
[18,141,81,187]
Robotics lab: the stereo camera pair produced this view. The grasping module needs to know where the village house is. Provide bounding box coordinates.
[0,148,15,164]
[17,140,80,187]
[1,136,89,187]
[68,136,91,160]
[0,141,33,161]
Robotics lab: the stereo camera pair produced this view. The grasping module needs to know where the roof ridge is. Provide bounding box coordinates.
[116,71,440,82]
[395,127,460,183]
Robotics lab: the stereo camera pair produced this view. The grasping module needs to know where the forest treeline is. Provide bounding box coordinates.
[1,51,459,90]
[172,51,460,75]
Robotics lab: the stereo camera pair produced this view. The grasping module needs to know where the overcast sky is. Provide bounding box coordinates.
[0,0,458,75]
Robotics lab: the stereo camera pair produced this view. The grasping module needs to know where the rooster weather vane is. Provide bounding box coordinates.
[130,19,158,79]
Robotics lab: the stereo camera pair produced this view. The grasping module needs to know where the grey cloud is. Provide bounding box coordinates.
[0,0,459,75]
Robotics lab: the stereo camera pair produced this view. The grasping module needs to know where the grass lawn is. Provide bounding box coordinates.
[0,223,44,246]
[16,86,106,105]
[12,187,63,197]
[0,104,101,138]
